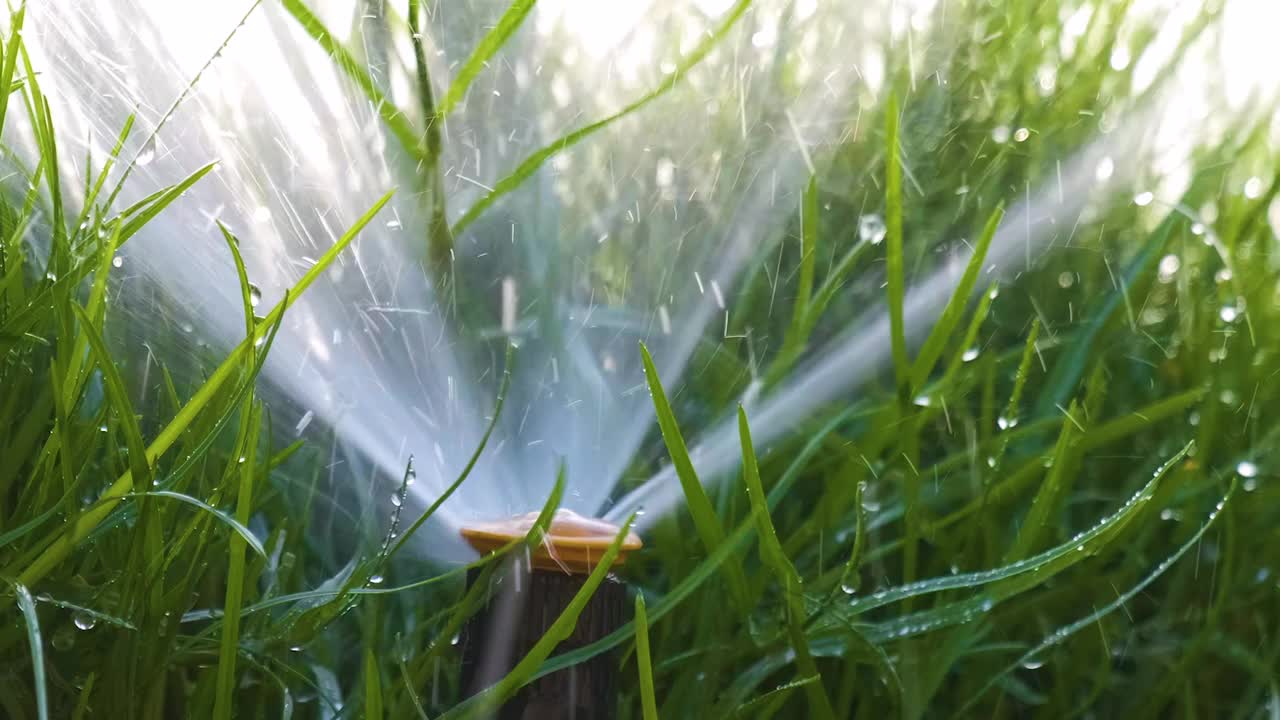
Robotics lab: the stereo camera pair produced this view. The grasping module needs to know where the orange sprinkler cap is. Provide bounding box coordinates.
[460,509,643,575]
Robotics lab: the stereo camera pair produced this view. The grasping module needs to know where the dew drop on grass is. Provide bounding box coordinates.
[996,415,1017,430]
[1157,254,1180,282]
[1057,271,1074,288]
[1219,305,1238,323]
[248,284,262,308]
[390,493,402,508]
[1013,127,1030,142]
[858,214,886,245]
[72,611,97,631]
[1236,461,1258,478]
[368,574,384,585]
[840,582,857,595]
[1021,659,1045,670]
[1134,191,1154,206]
[111,255,123,268]
[962,348,980,362]
[913,395,932,408]
[1215,268,1233,284]
[991,125,1011,144]
[180,321,194,333]
[1244,176,1263,199]
[1191,222,1206,236]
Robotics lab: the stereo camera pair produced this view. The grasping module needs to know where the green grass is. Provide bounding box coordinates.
[3,0,1280,717]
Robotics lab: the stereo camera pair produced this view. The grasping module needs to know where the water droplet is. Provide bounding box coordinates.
[1134,191,1154,207]
[45,271,58,282]
[1157,254,1180,282]
[98,424,109,433]
[1058,271,1075,288]
[1244,478,1259,492]
[180,321,195,333]
[248,284,262,308]
[72,611,97,631]
[996,416,1018,430]
[1219,305,1238,323]
[1220,389,1238,405]
[1021,659,1045,670]
[840,582,857,595]
[1095,157,1115,182]
[111,255,123,268]
[991,125,1011,144]
[988,286,1000,300]
[913,395,932,408]
[450,633,461,646]
[1013,127,1030,142]
[858,214,886,245]
[390,493,403,508]
[1191,222,1206,236]
[1244,176,1263,199]
[1236,461,1258,478]
[962,348,980,362]
[368,574,384,585]
[1160,508,1180,521]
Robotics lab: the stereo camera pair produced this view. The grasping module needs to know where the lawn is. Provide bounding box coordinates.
[1,0,1278,718]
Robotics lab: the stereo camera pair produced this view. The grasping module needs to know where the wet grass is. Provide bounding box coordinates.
[2,0,1280,718]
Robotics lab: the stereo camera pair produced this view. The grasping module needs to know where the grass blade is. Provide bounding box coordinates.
[961,483,1233,712]
[738,406,836,720]
[640,342,750,610]
[635,594,659,720]
[13,583,49,720]
[435,0,536,119]
[132,490,266,558]
[884,92,909,406]
[911,205,1004,388]
[280,0,423,160]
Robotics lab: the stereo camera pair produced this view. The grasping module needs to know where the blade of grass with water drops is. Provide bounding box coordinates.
[960,482,1234,713]
[13,583,48,720]
[1004,399,1083,562]
[911,205,1004,389]
[836,444,1192,646]
[641,342,750,611]
[739,406,836,720]
[825,443,1191,619]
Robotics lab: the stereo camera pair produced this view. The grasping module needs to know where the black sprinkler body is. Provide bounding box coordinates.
[459,510,642,719]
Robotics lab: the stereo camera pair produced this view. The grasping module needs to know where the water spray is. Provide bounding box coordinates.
[458,509,642,719]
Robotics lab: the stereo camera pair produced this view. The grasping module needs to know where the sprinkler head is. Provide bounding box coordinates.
[458,510,642,719]
[460,508,643,574]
